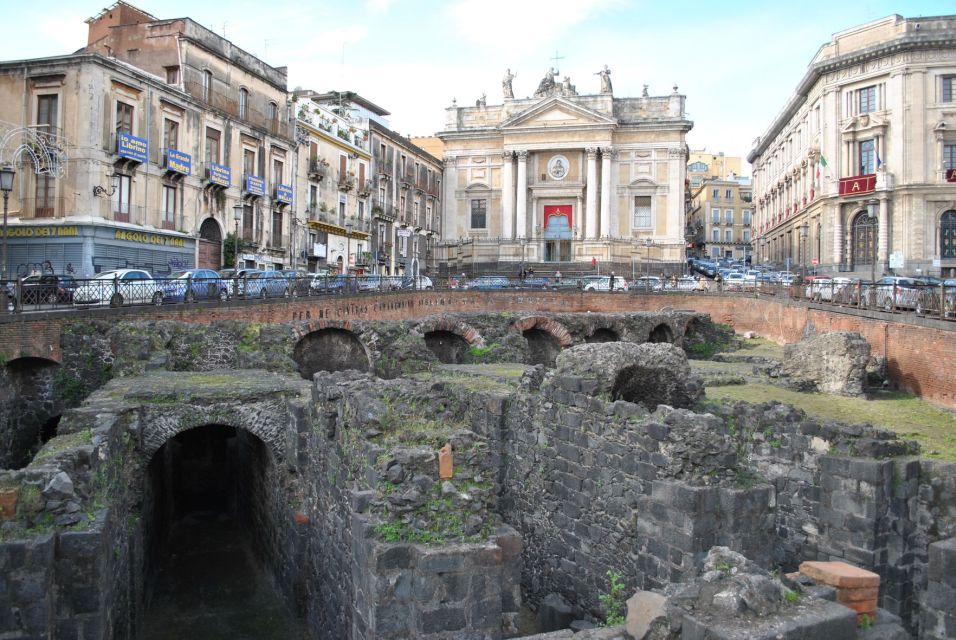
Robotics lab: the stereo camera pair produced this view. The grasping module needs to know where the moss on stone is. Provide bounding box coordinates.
[30,428,93,465]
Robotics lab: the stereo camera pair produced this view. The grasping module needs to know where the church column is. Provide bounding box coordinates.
[599,147,612,238]
[833,208,843,267]
[586,147,598,238]
[516,150,528,238]
[877,196,889,264]
[501,151,514,239]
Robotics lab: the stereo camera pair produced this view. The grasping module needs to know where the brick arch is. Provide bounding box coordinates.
[292,320,373,378]
[513,316,573,347]
[415,315,485,347]
[141,406,290,464]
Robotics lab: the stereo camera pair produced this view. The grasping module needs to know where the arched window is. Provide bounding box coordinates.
[239,88,248,119]
[942,210,956,259]
[267,102,278,122]
[852,211,876,266]
[202,70,212,102]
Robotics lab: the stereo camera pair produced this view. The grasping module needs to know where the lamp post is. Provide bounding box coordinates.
[797,222,809,279]
[0,165,15,281]
[344,222,353,276]
[866,199,878,285]
[644,237,653,279]
[233,203,244,270]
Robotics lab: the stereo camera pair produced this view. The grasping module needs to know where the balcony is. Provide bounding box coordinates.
[308,159,329,181]
[356,179,372,199]
[337,171,356,192]
[376,161,393,177]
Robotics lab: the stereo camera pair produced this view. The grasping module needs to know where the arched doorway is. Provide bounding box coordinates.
[1,356,61,468]
[648,323,674,344]
[941,211,956,277]
[424,330,470,363]
[851,211,876,270]
[293,328,371,380]
[140,425,306,639]
[198,218,223,269]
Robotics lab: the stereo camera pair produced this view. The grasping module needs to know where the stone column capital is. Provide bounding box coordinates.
[601,146,615,158]
[502,151,515,162]
[586,147,598,158]
[516,150,529,161]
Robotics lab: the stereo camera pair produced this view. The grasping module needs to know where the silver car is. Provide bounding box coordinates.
[73,269,163,307]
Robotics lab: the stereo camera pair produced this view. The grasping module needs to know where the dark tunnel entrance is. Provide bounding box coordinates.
[424,330,471,364]
[1,356,61,469]
[586,328,620,343]
[140,425,306,640]
[648,323,674,344]
[523,328,562,367]
[293,328,370,380]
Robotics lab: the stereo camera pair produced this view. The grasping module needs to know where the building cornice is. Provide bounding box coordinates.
[748,31,956,163]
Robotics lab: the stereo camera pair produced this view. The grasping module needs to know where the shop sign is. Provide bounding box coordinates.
[208,163,231,187]
[2,226,78,238]
[114,229,186,248]
[245,175,266,196]
[275,184,293,204]
[117,132,148,163]
[166,149,191,175]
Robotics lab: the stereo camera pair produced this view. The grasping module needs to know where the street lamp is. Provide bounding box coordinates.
[866,199,878,285]
[344,222,353,275]
[233,203,244,270]
[0,165,15,281]
[797,222,809,279]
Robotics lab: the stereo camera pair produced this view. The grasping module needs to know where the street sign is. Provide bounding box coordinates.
[811,258,818,266]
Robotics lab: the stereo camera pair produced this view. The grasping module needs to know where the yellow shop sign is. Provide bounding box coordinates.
[3,226,79,238]
[114,230,186,248]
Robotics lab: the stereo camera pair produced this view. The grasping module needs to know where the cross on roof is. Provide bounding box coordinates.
[550,50,565,74]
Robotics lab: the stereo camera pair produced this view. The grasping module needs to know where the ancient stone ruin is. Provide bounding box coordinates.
[0,313,953,639]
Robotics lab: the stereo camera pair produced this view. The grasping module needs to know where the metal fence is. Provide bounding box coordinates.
[2,272,954,321]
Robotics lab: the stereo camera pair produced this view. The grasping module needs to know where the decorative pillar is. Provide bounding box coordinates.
[501,151,514,239]
[516,150,528,238]
[600,147,612,238]
[877,197,889,263]
[833,208,843,267]
[585,147,598,238]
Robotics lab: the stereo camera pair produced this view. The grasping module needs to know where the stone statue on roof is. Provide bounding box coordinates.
[534,68,557,98]
[503,69,516,99]
[596,64,612,94]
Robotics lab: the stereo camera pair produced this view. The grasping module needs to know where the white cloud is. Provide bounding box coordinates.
[447,0,625,53]
[365,0,396,12]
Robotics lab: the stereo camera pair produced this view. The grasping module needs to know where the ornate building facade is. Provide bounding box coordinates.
[437,69,691,274]
[749,14,956,278]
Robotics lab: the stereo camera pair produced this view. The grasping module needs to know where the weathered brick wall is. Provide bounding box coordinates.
[2,291,953,407]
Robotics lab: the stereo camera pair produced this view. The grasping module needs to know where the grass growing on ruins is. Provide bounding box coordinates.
[30,428,93,465]
[706,384,956,460]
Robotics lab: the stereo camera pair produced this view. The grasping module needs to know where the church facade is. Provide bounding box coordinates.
[437,69,692,275]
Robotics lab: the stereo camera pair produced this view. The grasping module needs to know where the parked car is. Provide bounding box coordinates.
[160,269,228,303]
[873,276,920,311]
[514,276,551,289]
[73,269,163,306]
[583,275,628,292]
[17,274,77,305]
[723,272,749,290]
[280,270,313,297]
[913,278,956,317]
[358,274,401,291]
[242,270,292,299]
[630,276,663,291]
[400,275,434,290]
[465,276,512,290]
[665,276,699,292]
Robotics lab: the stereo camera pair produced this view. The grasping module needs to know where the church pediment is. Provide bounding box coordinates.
[500,97,617,130]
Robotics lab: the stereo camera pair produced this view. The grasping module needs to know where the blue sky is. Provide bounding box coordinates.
[2,1,953,171]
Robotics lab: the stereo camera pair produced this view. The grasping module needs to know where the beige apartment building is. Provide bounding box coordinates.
[437,70,691,274]
[749,14,956,278]
[687,177,753,261]
[687,151,742,190]
[0,1,294,277]
[370,125,442,276]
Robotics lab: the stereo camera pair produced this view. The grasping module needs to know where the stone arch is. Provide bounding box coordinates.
[140,407,289,464]
[416,316,485,365]
[648,323,675,344]
[198,217,223,270]
[292,320,372,380]
[939,209,956,260]
[514,316,571,367]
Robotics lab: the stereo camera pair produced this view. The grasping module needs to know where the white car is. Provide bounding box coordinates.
[583,275,629,292]
[73,269,163,307]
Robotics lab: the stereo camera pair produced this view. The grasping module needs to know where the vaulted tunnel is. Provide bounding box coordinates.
[586,328,620,343]
[648,323,674,344]
[139,425,306,639]
[424,330,471,364]
[1,356,61,469]
[293,328,370,380]
[523,328,562,367]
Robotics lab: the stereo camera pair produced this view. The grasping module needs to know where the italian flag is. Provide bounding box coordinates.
[817,155,828,178]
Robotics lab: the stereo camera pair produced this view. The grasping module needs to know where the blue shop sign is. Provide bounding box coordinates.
[117,132,148,163]
[166,149,191,176]
[245,175,266,196]
[208,163,231,187]
[276,184,293,204]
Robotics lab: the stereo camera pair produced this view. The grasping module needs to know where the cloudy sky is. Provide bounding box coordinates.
[2,0,952,172]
